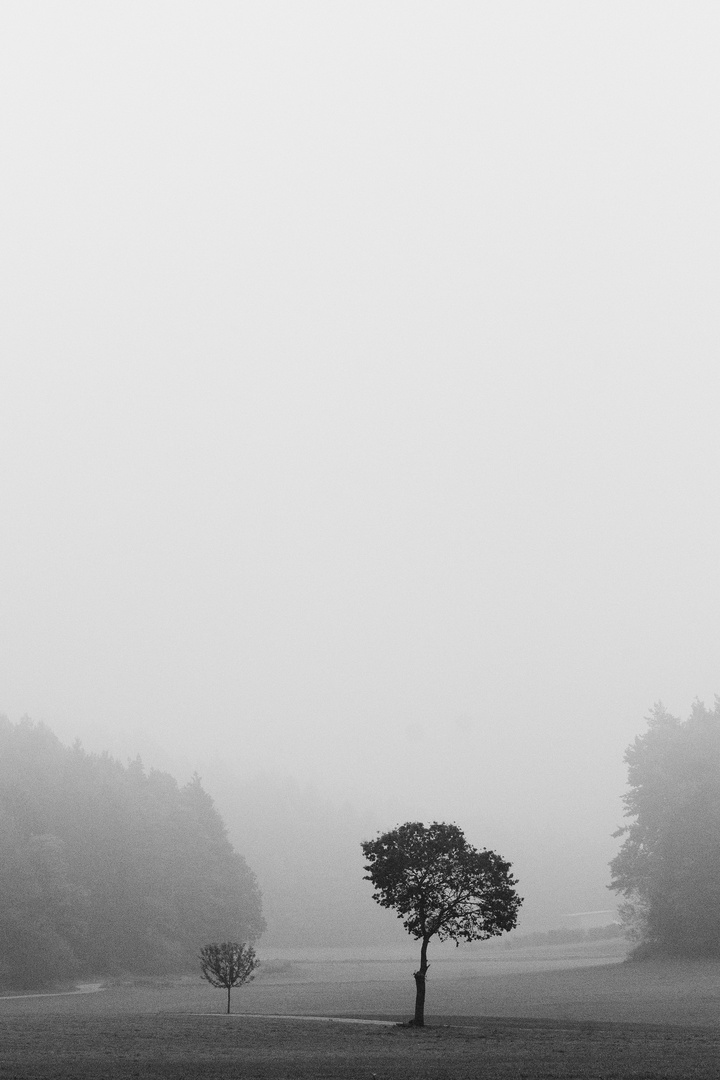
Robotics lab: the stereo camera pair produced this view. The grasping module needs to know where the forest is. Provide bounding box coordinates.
[0,717,264,990]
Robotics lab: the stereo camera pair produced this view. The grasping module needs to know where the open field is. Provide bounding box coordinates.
[255,938,631,984]
[1,1011,720,1079]
[2,945,720,1078]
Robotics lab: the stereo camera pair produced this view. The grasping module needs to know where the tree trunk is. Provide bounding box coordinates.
[227,985,231,1014]
[411,937,430,1026]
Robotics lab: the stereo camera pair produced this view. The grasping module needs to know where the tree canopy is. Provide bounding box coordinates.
[362,821,521,1024]
[200,941,259,1013]
[0,717,264,989]
[610,700,720,957]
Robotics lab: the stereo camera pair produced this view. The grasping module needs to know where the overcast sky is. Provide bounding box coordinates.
[2,3,720,897]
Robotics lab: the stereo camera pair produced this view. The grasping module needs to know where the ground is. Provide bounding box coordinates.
[1,1012,719,1079]
[1,941,719,1078]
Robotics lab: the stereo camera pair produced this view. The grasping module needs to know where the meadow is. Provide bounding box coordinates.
[1,941,719,1078]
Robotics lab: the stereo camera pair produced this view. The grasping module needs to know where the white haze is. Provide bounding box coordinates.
[2,2,720,932]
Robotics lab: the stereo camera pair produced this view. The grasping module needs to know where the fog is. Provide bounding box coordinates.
[2,3,720,938]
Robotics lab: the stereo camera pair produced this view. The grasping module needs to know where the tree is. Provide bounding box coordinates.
[361,822,522,1025]
[610,700,720,957]
[199,941,259,1013]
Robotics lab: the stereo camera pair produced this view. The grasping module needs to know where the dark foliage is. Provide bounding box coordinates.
[200,941,259,1012]
[610,700,720,957]
[0,717,265,989]
[362,821,522,1024]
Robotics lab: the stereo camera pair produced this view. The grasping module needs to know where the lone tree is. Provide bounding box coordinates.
[199,941,259,1013]
[362,822,522,1026]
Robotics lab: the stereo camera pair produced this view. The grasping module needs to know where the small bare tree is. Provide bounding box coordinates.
[200,941,259,1013]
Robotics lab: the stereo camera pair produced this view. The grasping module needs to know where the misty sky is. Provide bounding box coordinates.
[2,3,720,913]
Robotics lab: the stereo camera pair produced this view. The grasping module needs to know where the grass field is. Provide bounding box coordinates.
[2,1011,720,1080]
[2,943,720,1078]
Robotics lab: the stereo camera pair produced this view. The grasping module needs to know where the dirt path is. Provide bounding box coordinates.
[0,981,104,1001]
[201,1012,397,1025]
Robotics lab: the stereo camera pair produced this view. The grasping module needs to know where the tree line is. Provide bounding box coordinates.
[0,717,264,990]
[610,698,720,958]
[4,694,717,995]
